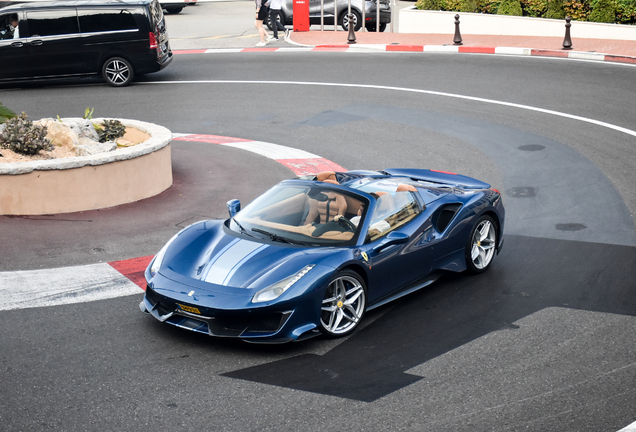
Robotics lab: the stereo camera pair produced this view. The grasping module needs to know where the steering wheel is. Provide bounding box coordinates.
[334,215,356,232]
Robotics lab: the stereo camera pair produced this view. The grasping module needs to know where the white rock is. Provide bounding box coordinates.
[74,140,117,156]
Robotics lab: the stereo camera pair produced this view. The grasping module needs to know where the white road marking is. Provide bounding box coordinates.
[142,80,636,139]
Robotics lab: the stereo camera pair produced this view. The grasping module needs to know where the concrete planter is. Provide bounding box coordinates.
[0,119,173,215]
[399,9,636,40]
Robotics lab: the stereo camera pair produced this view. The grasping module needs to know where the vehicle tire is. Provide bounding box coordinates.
[166,7,183,14]
[339,10,362,31]
[465,215,498,274]
[102,57,135,87]
[320,269,366,338]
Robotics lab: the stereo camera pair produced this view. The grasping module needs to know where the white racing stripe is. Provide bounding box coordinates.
[203,240,267,285]
[0,263,141,311]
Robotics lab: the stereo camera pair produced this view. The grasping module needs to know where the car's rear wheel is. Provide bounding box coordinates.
[165,7,183,14]
[320,270,366,338]
[465,215,497,273]
[102,57,134,87]
[340,10,362,31]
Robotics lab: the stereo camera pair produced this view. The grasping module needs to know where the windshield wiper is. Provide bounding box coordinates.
[251,228,306,245]
[232,218,256,238]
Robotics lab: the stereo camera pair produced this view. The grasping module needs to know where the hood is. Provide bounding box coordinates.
[160,221,334,291]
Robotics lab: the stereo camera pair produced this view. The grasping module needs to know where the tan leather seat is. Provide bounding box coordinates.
[304,172,347,224]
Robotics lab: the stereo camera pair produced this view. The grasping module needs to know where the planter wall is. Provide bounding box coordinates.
[0,119,172,215]
[399,9,636,40]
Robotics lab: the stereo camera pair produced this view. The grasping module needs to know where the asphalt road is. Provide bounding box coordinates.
[1,2,636,431]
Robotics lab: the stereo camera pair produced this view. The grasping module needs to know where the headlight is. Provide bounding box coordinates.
[149,234,179,278]
[252,265,315,303]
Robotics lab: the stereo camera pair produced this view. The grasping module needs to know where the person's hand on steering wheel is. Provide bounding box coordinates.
[334,215,356,232]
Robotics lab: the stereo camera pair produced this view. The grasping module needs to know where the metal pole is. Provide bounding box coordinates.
[321,0,324,31]
[390,0,393,33]
[334,0,338,31]
[362,0,366,32]
[376,0,379,32]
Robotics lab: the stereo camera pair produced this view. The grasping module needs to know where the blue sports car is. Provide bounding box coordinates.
[140,169,505,343]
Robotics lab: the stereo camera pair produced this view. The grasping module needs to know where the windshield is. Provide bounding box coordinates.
[234,182,368,246]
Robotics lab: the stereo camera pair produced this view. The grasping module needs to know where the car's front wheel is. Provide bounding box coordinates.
[465,215,498,273]
[102,57,134,87]
[320,270,366,338]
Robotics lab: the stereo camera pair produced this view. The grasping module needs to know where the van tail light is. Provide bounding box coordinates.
[149,31,158,49]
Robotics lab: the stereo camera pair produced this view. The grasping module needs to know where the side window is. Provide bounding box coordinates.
[26,9,79,37]
[366,191,421,242]
[78,9,138,33]
[0,12,21,40]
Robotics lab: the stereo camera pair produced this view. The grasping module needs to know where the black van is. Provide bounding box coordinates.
[0,0,172,86]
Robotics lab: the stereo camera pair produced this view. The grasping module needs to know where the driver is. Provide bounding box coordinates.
[9,14,19,39]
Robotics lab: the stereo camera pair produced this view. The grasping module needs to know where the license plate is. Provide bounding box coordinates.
[177,303,201,314]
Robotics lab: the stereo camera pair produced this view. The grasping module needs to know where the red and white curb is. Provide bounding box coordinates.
[0,134,345,311]
[173,45,636,65]
[172,133,345,176]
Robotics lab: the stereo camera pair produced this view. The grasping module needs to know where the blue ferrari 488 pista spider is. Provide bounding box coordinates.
[140,168,505,343]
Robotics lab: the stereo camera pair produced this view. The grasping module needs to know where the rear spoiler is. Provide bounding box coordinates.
[382,168,491,189]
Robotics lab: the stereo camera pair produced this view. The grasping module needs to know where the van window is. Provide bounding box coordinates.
[26,10,79,37]
[0,13,20,40]
[78,9,138,33]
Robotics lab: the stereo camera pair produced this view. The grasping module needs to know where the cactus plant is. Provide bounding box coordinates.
[98,119,127,143]
[0,112,53,155]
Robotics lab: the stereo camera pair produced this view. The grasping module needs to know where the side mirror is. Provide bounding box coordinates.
[227,199,241,218]
[373,231,409,253]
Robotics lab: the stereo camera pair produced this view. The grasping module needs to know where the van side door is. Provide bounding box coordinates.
[77,7,142,74]
[23,8,82,78]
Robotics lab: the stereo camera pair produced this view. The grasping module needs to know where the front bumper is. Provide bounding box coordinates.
[140,286,301,341]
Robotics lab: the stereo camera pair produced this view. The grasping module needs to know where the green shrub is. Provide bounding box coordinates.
[498,0,524,14]
[521,0,548,16]
[564,0,592,20]
[616,0,636,22]
[589,0,616,21]
[0,102,16,124]
[546,0,566,17]
[460,0,481,12]
[98,119,126,143]
[415,0,446,9]
[0,112,53,155]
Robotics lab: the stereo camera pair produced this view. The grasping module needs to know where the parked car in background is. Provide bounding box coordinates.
[159,0,196,14]
[268,0,391,32]
[0,0,172,86]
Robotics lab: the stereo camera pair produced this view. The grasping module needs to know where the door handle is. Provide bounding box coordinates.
[30,39,43,46]
[10,41,23,48]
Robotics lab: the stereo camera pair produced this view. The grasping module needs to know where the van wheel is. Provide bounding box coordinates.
[166,7,183,14]
[102,57,134,87]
